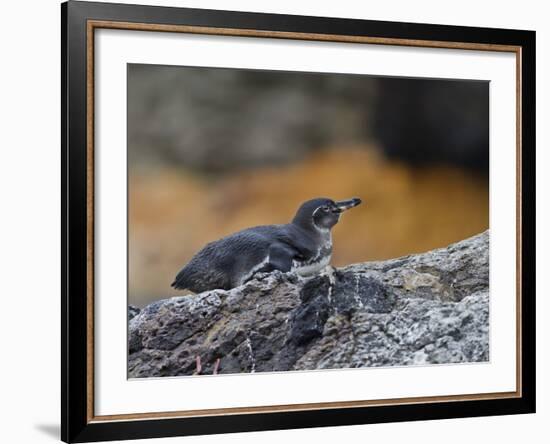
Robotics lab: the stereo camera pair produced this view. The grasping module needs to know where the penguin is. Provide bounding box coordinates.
[171,197,362,293]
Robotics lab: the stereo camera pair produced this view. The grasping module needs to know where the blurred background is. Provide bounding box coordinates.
[128,64,489,307]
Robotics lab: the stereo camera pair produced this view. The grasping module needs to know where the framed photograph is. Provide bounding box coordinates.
[61,1,535,442]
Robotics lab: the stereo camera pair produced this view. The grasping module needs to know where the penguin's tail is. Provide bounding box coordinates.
[171,266,190,290]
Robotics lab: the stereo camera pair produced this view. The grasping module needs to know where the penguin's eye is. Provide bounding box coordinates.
[320,205,329,212]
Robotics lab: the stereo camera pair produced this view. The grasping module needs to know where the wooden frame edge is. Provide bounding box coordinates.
[89,19,521,52]
[90,391,520,423]
[515,46,523,399]
[86,19,95,424]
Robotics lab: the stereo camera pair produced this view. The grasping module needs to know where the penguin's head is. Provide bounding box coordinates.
[292,197,362,231]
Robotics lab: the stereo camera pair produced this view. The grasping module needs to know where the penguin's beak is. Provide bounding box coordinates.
[334,197,362,213]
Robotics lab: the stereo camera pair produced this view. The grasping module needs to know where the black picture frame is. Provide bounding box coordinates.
[61,1,536,442]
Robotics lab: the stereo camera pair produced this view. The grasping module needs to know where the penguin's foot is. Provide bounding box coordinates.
[252,269,284,282]
[213,358,221,375]
[193,355,222,375]
[251,269,299,285]
[323,265,337,281]
[250,271,272,281]
[193,355,202,375]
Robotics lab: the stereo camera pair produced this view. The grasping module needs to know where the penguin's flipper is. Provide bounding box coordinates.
[266,242,299,273]
[245,242,297,284]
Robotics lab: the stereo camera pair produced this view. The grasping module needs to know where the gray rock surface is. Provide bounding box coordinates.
[128,305,141,321]
[128,231,489,377]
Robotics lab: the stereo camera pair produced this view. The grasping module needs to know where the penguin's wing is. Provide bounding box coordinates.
[267,242,300,273]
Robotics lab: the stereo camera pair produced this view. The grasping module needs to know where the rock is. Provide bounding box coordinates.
[128,305,141,321]
[128,231,489,377]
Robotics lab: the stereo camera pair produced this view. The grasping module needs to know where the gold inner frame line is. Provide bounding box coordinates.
[85,19,523,423]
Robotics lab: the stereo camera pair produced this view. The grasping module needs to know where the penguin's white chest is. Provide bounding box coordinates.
[291,235,332,276]
[291,254,332,276]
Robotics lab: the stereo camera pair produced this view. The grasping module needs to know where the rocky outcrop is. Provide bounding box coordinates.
[128,231,489,377]
[128,305,141,321]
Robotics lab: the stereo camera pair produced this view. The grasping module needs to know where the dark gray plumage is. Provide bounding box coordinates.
[171,197,362,293]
